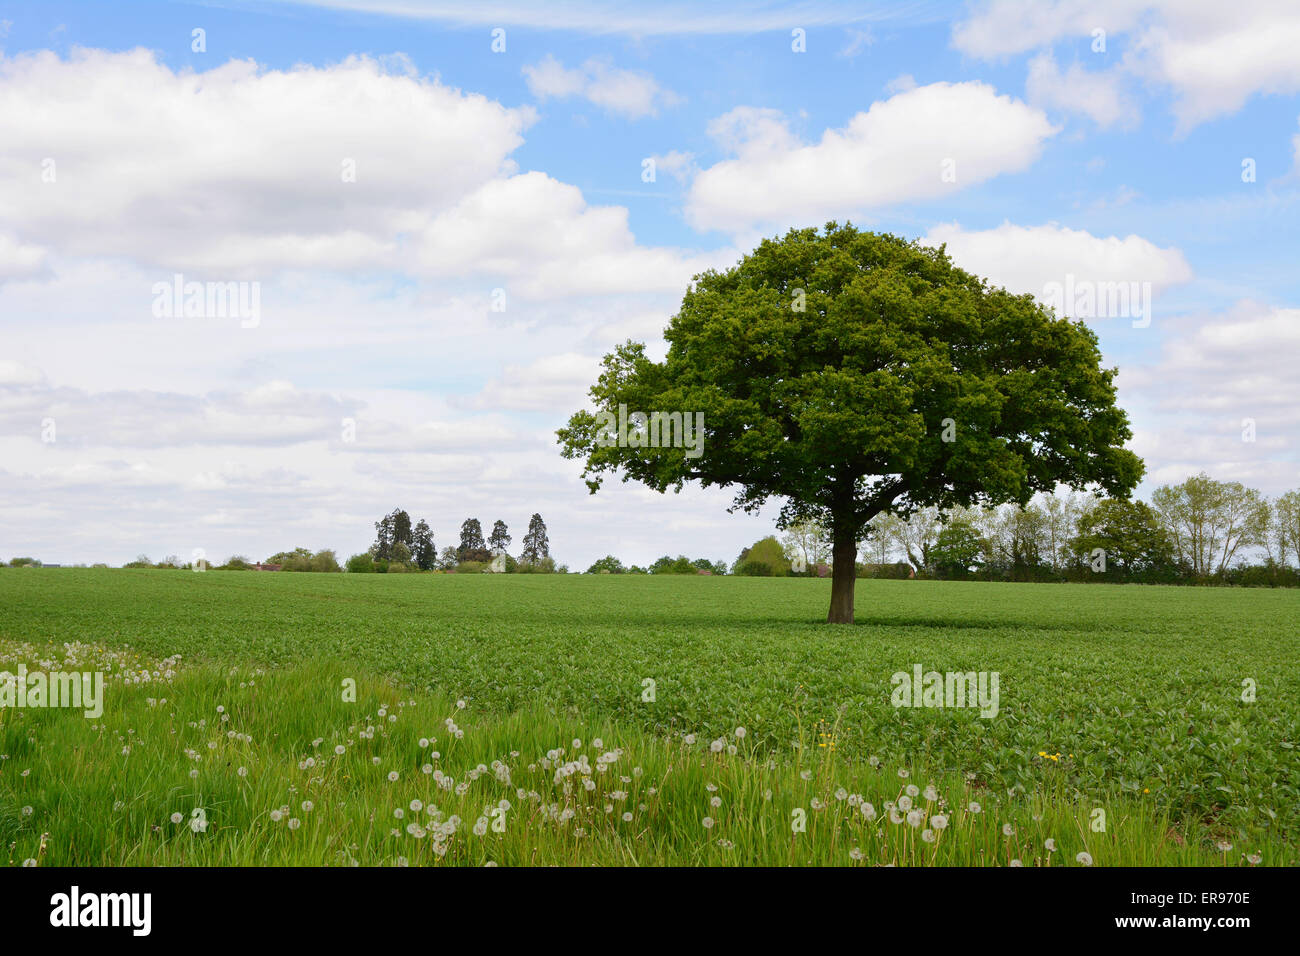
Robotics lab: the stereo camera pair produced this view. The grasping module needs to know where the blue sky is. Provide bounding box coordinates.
[1,0,1298,566]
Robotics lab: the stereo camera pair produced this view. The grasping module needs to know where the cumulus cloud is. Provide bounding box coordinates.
[1120,300,1300,491]
[522,55,678,118]
[953,0,1300,132]
[0,359,47,387]
[0,48,533,276]
[417,171,728,298]
[951,0,1141,58]
[649,150,698,183]
[0,376,361,449]
[922,221,1193,299]
[1026,51,1137,128]
[884,73,917,94]
[463,352,602,411]
[0,233,49,281]
[684,82,1057,234]
[0,48,725,307]
[1127,301,1300,413]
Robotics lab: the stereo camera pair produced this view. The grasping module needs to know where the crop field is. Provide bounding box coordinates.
[1,570,1296,866]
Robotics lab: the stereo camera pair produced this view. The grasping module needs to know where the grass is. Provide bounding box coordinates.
[0,570,1296,865]
[0,652,1243,866]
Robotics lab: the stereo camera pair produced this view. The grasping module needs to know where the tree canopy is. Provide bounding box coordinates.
[559,223,1143,622]
[521,513,550,564]
[488,520,512,555]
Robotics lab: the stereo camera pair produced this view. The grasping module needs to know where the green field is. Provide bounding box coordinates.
[1,570,1296,866]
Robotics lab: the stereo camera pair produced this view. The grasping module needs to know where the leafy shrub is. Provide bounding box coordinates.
[310,550,341,573]
[1228,562,1300,588]
[734,536,788,576]
[345,553,375,573]
[267,548,343,572]
[650,555,696,575]
[516,557,557,574]
[929,523,983,579]
[266,548,312,569]
[858,561,915,579]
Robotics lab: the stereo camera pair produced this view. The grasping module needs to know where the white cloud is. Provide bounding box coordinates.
[0,48,722,308]
[649,150,698,183]
[684,82,1057,234]
[268,1,910,35]
[1141,302,1300,410]
[884,73,917,94]
[951,0,1141,58]
[838,28,875,59]
[465,352,602,411]
[703,106,799,156]
[522,55,587,98]
[1026,51,1137,128]
[0,48,533,276]
[0,376,360,449]
[0,233,48,280]
[417,171,728,298]
[922,221,1193,297]
[0,359,47,387]
[953,1,1300,132]
[1120,300,1300,492]
[1127,3,1300,132]
[523,55,678,118]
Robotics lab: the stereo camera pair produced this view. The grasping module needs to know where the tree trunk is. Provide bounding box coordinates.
[827,524,858,624]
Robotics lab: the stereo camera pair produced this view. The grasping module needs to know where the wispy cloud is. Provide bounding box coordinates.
[264,0,938,35]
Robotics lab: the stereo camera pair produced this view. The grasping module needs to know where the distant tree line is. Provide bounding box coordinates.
[753,473,1300,586]
[114,550,343,571]
[585,554,728,575]
[9,474,1294,585]
[350,510,560,573]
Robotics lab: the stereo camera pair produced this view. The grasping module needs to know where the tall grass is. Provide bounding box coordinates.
[1,643,1265,867]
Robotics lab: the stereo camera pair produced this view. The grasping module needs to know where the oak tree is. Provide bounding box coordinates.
[558,224,1143,622]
